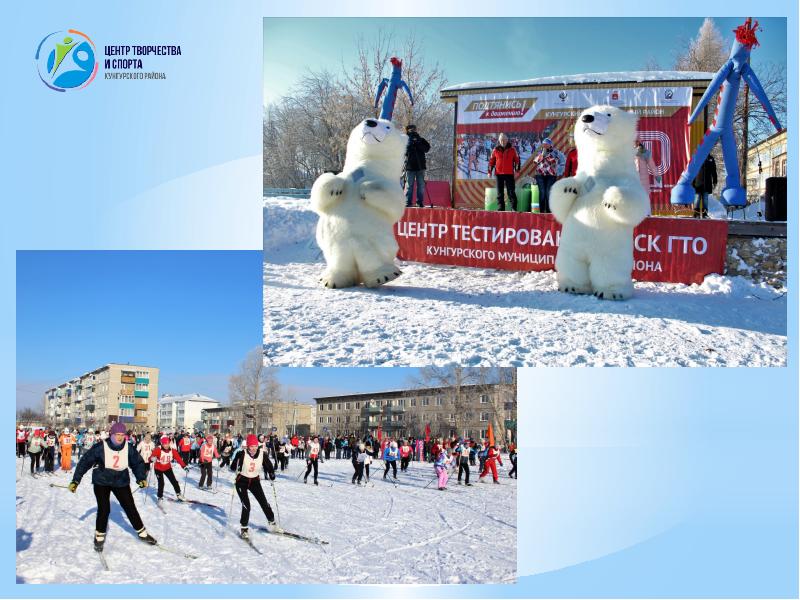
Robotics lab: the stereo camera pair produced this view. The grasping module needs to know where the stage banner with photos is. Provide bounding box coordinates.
[395,208,727,284]
[454,86,695,213]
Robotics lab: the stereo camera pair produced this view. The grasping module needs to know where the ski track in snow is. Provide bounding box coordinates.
[262,197,787,367]
[16,458,516,584]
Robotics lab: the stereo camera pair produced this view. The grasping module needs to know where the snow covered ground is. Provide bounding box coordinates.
[263,197,786,367]
[16,456,516,584]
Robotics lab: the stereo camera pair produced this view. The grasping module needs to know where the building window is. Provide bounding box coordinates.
[355,402,360,409]
[436,397,443,406]
[327,417,332,424]
[480,394,489,403]
[410,398,416,407]
[422,398,429,406]
[345,402,350,410]
[480,412,490,422]
[449,413,455,421]
[328,403,332,411]
[345,416,350,424]
[319,417,323,423]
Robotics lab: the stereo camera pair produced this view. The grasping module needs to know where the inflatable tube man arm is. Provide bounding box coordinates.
[688,61,734,124]
[741,63,783,131]
[399,80,414,107]
[374,79,389,113]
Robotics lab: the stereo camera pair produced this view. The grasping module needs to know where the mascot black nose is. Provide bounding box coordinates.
[365,119,377,128]
[581,114,595,123]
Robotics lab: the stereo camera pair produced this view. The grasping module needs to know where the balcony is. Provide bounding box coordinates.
[387,405,405,413]
[119,402,135,410]
[134,416,147,424]
[134,390,149,398]
[85,404,95,412]
[364,405,381,414]
[135,377,149,384]
[135,403,148,411]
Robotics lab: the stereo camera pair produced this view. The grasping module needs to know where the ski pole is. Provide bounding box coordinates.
[20,453,25,477]
[143,467,152,506]
[227,469,242,528]
[269,480,282,527]
[214,459,221,492]
[182,467,188,497]
[49,483,72,489]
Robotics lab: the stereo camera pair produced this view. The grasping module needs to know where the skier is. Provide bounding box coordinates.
[276,438,287,471]
[508,444,517,479]
[26,429,44,475]
[351,442,366,484]
[58,428,76,472]
[434,446,452,491]
[303,435,320,485]
[178,433,191,465]
[478,445,504,484]
[150,436,188,502]
[399,439,412,472]
[198,433,219,489]
[137,433,155,477]
[16,425,28,458]
[43,429,57,474]
[382,440,399,479]
[219,433,234,468]
[83,429,97,454]
[230,434,277,540]
[69,422,157,550]
[363,444,373,482]
[454,439,472,486]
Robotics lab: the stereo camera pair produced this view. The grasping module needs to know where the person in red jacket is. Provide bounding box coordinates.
[178,433,192,465]
[150,436,188,501]
[488,133,521,211]
[478,445,504,484]
[16,425,29,458]
[563,146,579,178]
[399,439,412,472]
[198,434,220,489]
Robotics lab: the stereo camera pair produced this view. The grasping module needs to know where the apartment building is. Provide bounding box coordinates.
[158,393,221,432]
[313,383,516,442]
[43,363,159,430]
[200,401,314,437]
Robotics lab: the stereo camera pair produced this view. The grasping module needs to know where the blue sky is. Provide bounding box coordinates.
[16,251,418,410]
[263,17,787,105]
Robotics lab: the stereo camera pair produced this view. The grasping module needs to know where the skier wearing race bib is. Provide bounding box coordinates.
[434,447,452,491]
[454,439,473,486]
[230,434,277,540]
[43,430,57,473]
[136,433,155,476]
[478,445,504,484]
[399,439,412,472]
[303,436,321,485]
[150,436,188,501]
[198,434,219,489]
[69,422,156,550]
[83,429,97,452]
[352,442,368,485]
[382,440,399,480]
[58,428,76,472]
[16,425,28,458]
[26,430,44,475]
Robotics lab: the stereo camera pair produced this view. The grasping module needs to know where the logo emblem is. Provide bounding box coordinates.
[664,89,674,99]
[558,91,568,102]
[35,29,98,91]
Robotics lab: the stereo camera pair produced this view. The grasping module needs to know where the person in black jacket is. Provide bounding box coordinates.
[693,154,717,219]
[69,422,156,551]
[230,434,277,539]
[404,124,431,208]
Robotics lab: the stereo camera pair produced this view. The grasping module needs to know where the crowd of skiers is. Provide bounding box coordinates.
[17,423,517,548]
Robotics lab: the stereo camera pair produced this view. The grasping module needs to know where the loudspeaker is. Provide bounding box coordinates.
[764,177,787,222]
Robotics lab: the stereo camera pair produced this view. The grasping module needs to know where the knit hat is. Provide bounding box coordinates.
[160,436,170,445]
[543,138,553,145]
[110,423,126,436]
[246,434,258,447]
[206,434,214,441]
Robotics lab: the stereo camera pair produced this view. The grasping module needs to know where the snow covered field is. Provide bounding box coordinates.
[16,456,516,584]
[263,197,787,367]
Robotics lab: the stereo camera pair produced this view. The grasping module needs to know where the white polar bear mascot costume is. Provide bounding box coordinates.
[550,105,650,300]
[310,118,408,289]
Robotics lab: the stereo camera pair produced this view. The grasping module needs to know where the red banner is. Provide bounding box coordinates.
[395,208,728,285]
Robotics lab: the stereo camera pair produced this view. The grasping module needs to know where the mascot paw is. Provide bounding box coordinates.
[320,177,346,199]
[601,186,625,212]
[554,181,581,198]
[362,265,402,288]
[558,283,592,295]
[592,285,632,301]
[359,180,386,201]
[320,269,357,290]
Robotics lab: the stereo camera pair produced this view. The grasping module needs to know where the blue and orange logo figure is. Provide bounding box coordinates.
[35,29,98,91]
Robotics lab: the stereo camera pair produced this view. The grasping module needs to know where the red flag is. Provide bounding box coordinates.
[377,425,382,442]
[487,422,495,447]
[424,423,431,442]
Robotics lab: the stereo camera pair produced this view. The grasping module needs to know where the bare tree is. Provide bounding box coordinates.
[229,348,280,434]
[17,407,46,423]
[264,30,454,188]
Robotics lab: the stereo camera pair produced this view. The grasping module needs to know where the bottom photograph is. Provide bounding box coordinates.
[15,251,517,585]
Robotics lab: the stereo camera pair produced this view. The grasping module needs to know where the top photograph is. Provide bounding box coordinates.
[262,17,788,368]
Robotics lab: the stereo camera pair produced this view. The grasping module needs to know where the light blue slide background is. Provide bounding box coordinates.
[3,0,797,597]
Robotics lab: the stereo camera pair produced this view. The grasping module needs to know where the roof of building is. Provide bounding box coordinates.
[441,70,715,94]
[158,393,221,405]
[314,383,511,402]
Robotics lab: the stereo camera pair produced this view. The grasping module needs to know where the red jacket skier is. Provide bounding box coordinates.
[149,437,187,501]
[478,445,504,483]
[197,434,219,489]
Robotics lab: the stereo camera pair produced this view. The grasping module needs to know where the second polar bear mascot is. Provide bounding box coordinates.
[310,118,407,289]
[550,105,650,300]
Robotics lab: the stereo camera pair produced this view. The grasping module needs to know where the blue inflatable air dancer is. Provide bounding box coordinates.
[374,57,414,121]
[671,18,783,208]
